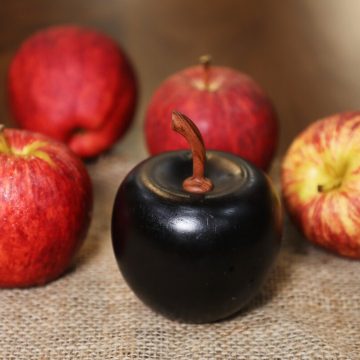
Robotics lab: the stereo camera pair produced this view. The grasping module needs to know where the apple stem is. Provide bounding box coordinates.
[317,181,342,193]
[199,54,212,90]
[0,124,11,154]
[171,111,213,194]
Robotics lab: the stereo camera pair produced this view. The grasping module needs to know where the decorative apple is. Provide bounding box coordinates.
[145,56,278,170]
[0,126,92,287]
[281,112,360,259]
[112,111,282,323]
[8,25,137,158]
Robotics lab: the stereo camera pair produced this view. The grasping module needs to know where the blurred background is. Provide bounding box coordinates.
[1,0,359,162]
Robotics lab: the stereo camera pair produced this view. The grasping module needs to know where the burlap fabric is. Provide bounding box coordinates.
[1,156,359,359]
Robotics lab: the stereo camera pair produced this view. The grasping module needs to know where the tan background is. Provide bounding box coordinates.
[1,1,360,359]
[1,0,360,160]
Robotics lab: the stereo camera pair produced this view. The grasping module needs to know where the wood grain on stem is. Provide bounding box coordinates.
[171,111,213,194]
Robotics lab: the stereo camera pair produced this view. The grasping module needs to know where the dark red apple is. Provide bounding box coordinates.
[145,56,278,170]
[0,126,92,287]
[8,25,137,158]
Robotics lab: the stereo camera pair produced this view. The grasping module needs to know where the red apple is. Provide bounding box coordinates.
[145,56,278,170]
[8,25,137,158]
[0,126,92,287]
[281,112,360,259]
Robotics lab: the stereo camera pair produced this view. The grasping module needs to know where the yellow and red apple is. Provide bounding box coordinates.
[281,112,360,258]
[0,126,92,287]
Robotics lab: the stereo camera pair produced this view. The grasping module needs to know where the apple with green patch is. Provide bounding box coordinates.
[281,112,360,258]
[0,125,92,287]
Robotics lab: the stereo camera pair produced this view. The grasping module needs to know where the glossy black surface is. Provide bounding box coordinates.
[112,150,282,323]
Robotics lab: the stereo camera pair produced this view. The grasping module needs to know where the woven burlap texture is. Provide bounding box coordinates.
[0,156,359,360]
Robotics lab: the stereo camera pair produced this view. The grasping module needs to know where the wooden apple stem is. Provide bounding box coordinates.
[199,54,212,90]
[172,111,213,194]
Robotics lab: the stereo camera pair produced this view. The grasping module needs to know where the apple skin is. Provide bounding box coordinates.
[0,128,93,287]
[112,150,282,322]
[281,112,360,259]
[8,25,137,158]
[145,65,278,170]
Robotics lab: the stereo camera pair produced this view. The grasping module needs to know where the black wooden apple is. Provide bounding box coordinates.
[112,111,282,323]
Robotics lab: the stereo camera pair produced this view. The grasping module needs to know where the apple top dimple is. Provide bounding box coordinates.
[139,150,259,202]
